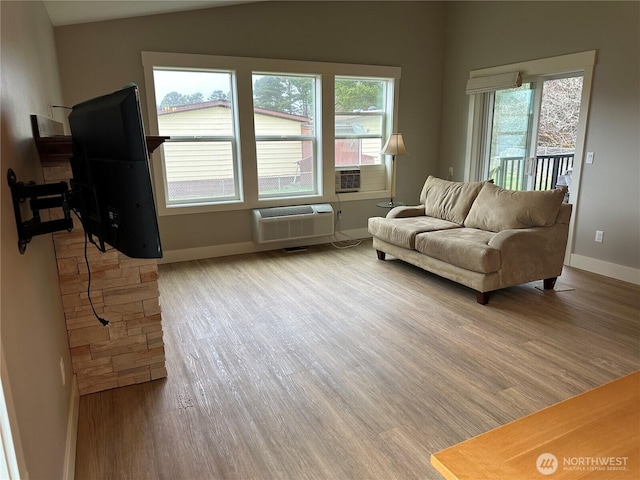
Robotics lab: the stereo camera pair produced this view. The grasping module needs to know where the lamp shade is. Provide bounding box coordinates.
[382,133,408,156]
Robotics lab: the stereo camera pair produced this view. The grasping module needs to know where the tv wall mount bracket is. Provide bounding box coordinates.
[7,168,74,254]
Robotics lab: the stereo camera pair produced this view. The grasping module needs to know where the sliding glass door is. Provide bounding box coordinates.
[482,76,584,193]
[485,83,537,191]
[465,51,597,265]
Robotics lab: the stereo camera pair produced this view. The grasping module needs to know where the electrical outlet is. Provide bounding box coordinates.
[337,210,342,221]
[595,230,604,243]
[59,356,66,386]
[448,167,454,178]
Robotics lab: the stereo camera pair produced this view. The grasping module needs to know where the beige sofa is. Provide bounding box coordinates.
[368,176,572,304]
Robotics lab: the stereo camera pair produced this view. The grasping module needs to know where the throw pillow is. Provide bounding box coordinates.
[464,182,567,232]
[419,176,487,225]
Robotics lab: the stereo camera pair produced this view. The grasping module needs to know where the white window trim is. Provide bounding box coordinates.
[253,72,321,200]
[334,75,390,166]
[464,50,597,264]
[142,52,401,216]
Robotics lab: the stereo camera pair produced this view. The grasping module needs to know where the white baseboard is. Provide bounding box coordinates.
[160,235,638,287]
[570,254,640,285]
[159,241,257,264]
[63,375,79,480]
[159,228,371,264]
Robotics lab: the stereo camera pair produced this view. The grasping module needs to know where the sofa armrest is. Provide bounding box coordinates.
[489,228,551,256]
[386,205,425,219]
[488,223,569,276]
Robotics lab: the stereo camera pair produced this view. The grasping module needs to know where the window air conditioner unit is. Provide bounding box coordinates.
[335,168,361,193]
[252,204,334,244]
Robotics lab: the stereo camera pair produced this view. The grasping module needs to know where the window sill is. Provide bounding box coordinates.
[158,189,391,216]
[334,189,390,202]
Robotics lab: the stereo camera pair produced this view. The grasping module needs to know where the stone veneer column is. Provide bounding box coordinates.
[43,161,167,395]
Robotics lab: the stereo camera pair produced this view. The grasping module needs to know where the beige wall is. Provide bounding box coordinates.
[440,1,640,272]
[52,0,639,272]
[53,1,446,253]
[0,2,75,478]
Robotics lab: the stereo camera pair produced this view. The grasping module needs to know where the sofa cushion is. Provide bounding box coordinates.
[419,176,488,225]
[368,216,461,250]
[414,228,501,274]
[464,182,567,232]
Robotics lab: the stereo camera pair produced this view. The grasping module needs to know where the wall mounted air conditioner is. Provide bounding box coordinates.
[335,168,361,193]
[252,204,334,244]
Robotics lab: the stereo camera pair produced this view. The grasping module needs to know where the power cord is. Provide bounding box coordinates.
[83,230,109,327]
[331,197,362,249]
[72,209,109,327]
[331,234,362,249]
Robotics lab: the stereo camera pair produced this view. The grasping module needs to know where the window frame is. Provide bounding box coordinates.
[334,76,390,168]
[153,67,242,207]
[142,51,401,216]
[252,72,321,200]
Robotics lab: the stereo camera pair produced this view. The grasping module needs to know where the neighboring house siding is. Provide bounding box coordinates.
[359,112,383,163]
[162,142,233,181]
[159,106,234,181]
[256,141,305,178]
[254,113,308,179]
[336,113,383,166]
[158,105,307,181]
[159,105,234,135]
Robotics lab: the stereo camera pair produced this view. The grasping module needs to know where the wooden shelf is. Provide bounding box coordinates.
[31,115,168,162]
[34,135,168,162]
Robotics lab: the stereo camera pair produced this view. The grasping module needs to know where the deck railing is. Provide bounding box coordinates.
[533,154,574,190]
[493,156,524,190]
[493,153,574,191]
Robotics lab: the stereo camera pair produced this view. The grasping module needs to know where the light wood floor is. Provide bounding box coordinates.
[74,240,640,479]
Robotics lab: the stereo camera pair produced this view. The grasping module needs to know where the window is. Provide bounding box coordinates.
[142,52,401,214]
[334,77,389,167]
[252,73,318,198]
[152,68,240,205]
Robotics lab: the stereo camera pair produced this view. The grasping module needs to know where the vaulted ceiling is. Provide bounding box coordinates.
[43,0,263,26]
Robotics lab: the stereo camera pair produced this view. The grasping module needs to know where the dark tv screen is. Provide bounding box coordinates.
[69,84,162,259]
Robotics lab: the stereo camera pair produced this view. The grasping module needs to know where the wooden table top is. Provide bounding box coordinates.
[431,371,640,479]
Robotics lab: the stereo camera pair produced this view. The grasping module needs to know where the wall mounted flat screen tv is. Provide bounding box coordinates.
[69,84,162,259]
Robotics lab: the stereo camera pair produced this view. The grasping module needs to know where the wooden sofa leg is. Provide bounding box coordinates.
[376,250,386,261]
[543,277,557,290]
[476,291,490,305]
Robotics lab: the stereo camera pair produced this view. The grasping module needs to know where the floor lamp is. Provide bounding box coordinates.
[382,133,408,207]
